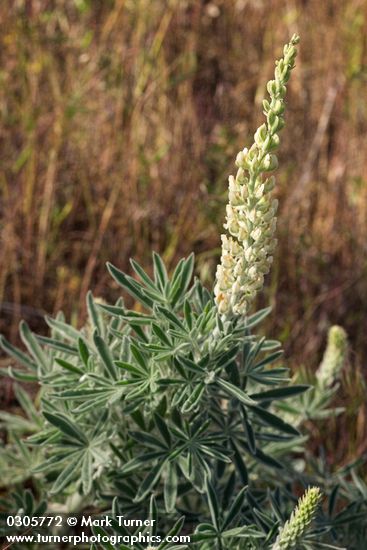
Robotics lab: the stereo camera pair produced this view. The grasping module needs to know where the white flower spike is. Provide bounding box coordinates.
[215,35,299,318]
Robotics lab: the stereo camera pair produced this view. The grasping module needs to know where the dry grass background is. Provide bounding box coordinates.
[0,0,367,460]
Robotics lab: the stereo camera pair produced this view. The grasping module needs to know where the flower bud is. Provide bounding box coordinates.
[235,148,248,167]
[262,154,278,171]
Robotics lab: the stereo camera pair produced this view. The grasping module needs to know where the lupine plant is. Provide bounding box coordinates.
[275,325,348,429]
[1,36,367,550]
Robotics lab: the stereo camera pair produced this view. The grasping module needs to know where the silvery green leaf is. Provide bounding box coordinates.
[107,262,153,309]
[20,321,49,373]
[134,460,167,502]
[49,452,84,494]
[250,385,310,401]
[216,378,256,406]
[250,405,300,436]
[152,251,169,293]
[0,335,36,371]
[43,412,88,444]
[93,331,117,380]
[164,461,178,512]
[86,290,105,336]
[35,335,78,355]
[45,315,82,342]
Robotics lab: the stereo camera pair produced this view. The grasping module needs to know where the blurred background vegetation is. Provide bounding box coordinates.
[0,1,366,462]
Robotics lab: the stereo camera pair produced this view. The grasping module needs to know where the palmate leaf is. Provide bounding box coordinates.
[155,305,188,333]
[49,451,85,494]
[249,405,300,436]
[99,304,155,327]
[1,259,354,548]
[55,357,84,375]
[1,366,38,382]
[252,350,284,371]
[119,451,167,475]
[34,408,112,496]
[134,460,168,502]
[205,476,220,530]
[216,378,256,406]
[152,322,172,346]
[115,360,146,376]
[53,387,121,413]
[124,252,194,310]
[35,335,78,355]
[246,355,290,385]
[107,262,155,309]
[153,251,169,293]
[129,430,168,450]
[164,461,178,512]
[220,411,285,474]
[45,315,82,343]
[87,290,105,337]
[91,509,189,550]
[168,253,195,307]
[93,331,118,380]
[195,482,263,547]
[159,516,189,549]
[215,346,240,369]
[81,450,93,495]
[130,258,157,290]
[4,489,48,522]
[249,385,310,402]
[181,382,206,413]
[221,486,248,530]
[244,307,272,329]
[0,335,37,371]
[0,410,39,433]
[90,526,117,550]
[243,337,265,370]
[154,412,172,446]
[19,321,49,373]
[241,406,256,454]
[130,342,148,369]
[43,412,88,444]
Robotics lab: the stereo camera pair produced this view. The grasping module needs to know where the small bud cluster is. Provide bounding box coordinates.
[214,35,299,317]
[272,487,322,550]
[316,325,348,389]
